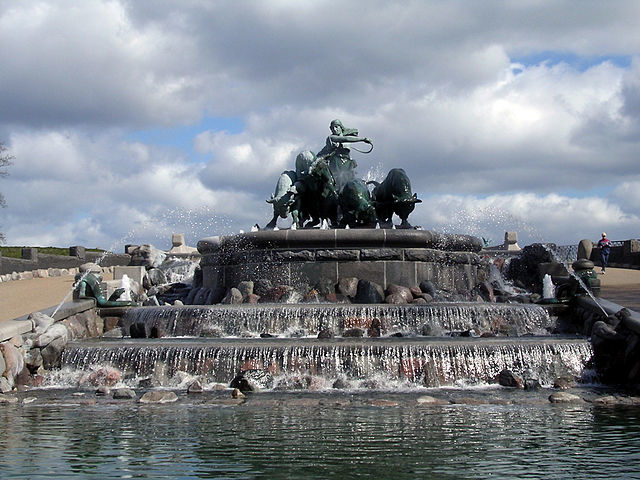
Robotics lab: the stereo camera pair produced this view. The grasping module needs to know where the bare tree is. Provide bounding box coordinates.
[0,141,13,243]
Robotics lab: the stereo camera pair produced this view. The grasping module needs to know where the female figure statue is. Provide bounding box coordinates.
[316,119,372,190]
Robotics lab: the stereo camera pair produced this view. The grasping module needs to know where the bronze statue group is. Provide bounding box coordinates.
[266,120,421,230]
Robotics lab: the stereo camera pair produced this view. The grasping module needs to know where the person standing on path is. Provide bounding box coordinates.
[598,232,611,274]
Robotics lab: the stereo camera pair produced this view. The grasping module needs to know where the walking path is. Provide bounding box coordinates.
[0,268,638,324]
[597,267,640,311]
[0,271,113,323]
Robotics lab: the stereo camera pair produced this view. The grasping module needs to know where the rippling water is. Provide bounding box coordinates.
[2,391,640,479]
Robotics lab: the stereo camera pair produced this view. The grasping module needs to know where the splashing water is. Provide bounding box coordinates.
[544,244,608,317]
[119,274,132,302]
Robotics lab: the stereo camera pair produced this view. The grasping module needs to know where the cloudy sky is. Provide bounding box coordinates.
[1,0,640,251]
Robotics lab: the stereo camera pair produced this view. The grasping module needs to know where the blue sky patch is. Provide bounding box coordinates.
[512,52,631,72]
[125,116,245,162]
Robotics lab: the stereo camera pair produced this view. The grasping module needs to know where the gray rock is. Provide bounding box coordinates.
[61,316,88,339]
[554,376,577,389]
[0,392,18,402]
[253,279,273,297]
[24,348,43,370]
[0,377,12,393]
[416,395,450,406]
[421,323,445,336]
[102,327,126,338]
[524,378,541,390]
[146,268,168,287]
[317,328,335,339]
[353,279,383,304]
[129,244,166,268]
[139,391,179,403]
[315,278,336,296]
[41,336,68,369]
[332,378,350,389]
[549,392,582,403]
[95,385,111,396]
[0,342,24,381]
[34,323,69,348]
[237,281,254,300]
[29,312,56,335]
[280,289,304,304]
[419,280,437,296]
[385,284,413,303]
[337,277,359,297]
[187,380,204,393]
[221,288,243,304]
[342,328,365,338]
[385,292,410,304]
[498,369,523,388]
[145,295,162,307]
[113,388,136,399]
[230,369,274,392]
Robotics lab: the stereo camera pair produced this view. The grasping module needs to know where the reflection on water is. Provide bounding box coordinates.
[2,393,640,479]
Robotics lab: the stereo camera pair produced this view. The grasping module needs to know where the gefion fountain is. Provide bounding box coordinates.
[58,120,593,393]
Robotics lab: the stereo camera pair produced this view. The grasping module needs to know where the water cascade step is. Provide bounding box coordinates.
[60,336,592,389]
[122,303,555,338]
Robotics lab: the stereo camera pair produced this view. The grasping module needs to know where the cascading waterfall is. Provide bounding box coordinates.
[60,337,592,389]
[121,303,555,338]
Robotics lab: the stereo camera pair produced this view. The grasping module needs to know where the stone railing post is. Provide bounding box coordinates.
[69,246,86,260]
[21,247,37,260]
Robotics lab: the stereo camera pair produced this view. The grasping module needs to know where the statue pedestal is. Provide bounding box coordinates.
[198,229,486,294]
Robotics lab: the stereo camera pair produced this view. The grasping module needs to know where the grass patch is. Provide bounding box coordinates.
[0,246,105,258]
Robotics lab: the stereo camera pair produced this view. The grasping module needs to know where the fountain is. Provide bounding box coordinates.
[52,120,596,393]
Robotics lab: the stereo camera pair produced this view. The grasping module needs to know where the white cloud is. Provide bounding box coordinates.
[2,1,640,250]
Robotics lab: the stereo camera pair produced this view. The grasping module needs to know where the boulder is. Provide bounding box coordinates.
[229,369,274,392]
[416,395,450,406]
[317,328,335,339]
[0,342,24,382]
[315,278,336,297]
[549,392,582,403]
[129,244,166,268]
[29,312,56,336]
[353,280,383,304]
[246,293,260,304]
[253,279,273,297]
[343,328,365,338]
[146,268,168,287]
[187,380,204,394]
[221,288,243,305]
[34,323,69,348]
[337,277,359,297]
[86,367,121,386]
[554,376,577,389]
[237,281,254,300]
[498,369,523,388]
[139,391,178,404]
[279,289,304,304]
[385,284,413,303]
[419,280,437,296]
[113,388,136,399]
[385,293,410,304]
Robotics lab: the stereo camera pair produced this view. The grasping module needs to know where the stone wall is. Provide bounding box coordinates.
[199,229,487,294]
[0,247,131,276]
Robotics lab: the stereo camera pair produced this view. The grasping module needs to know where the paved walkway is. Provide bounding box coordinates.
[597,267,640,311]
[0,268,638,324]
[0,271,113,323]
